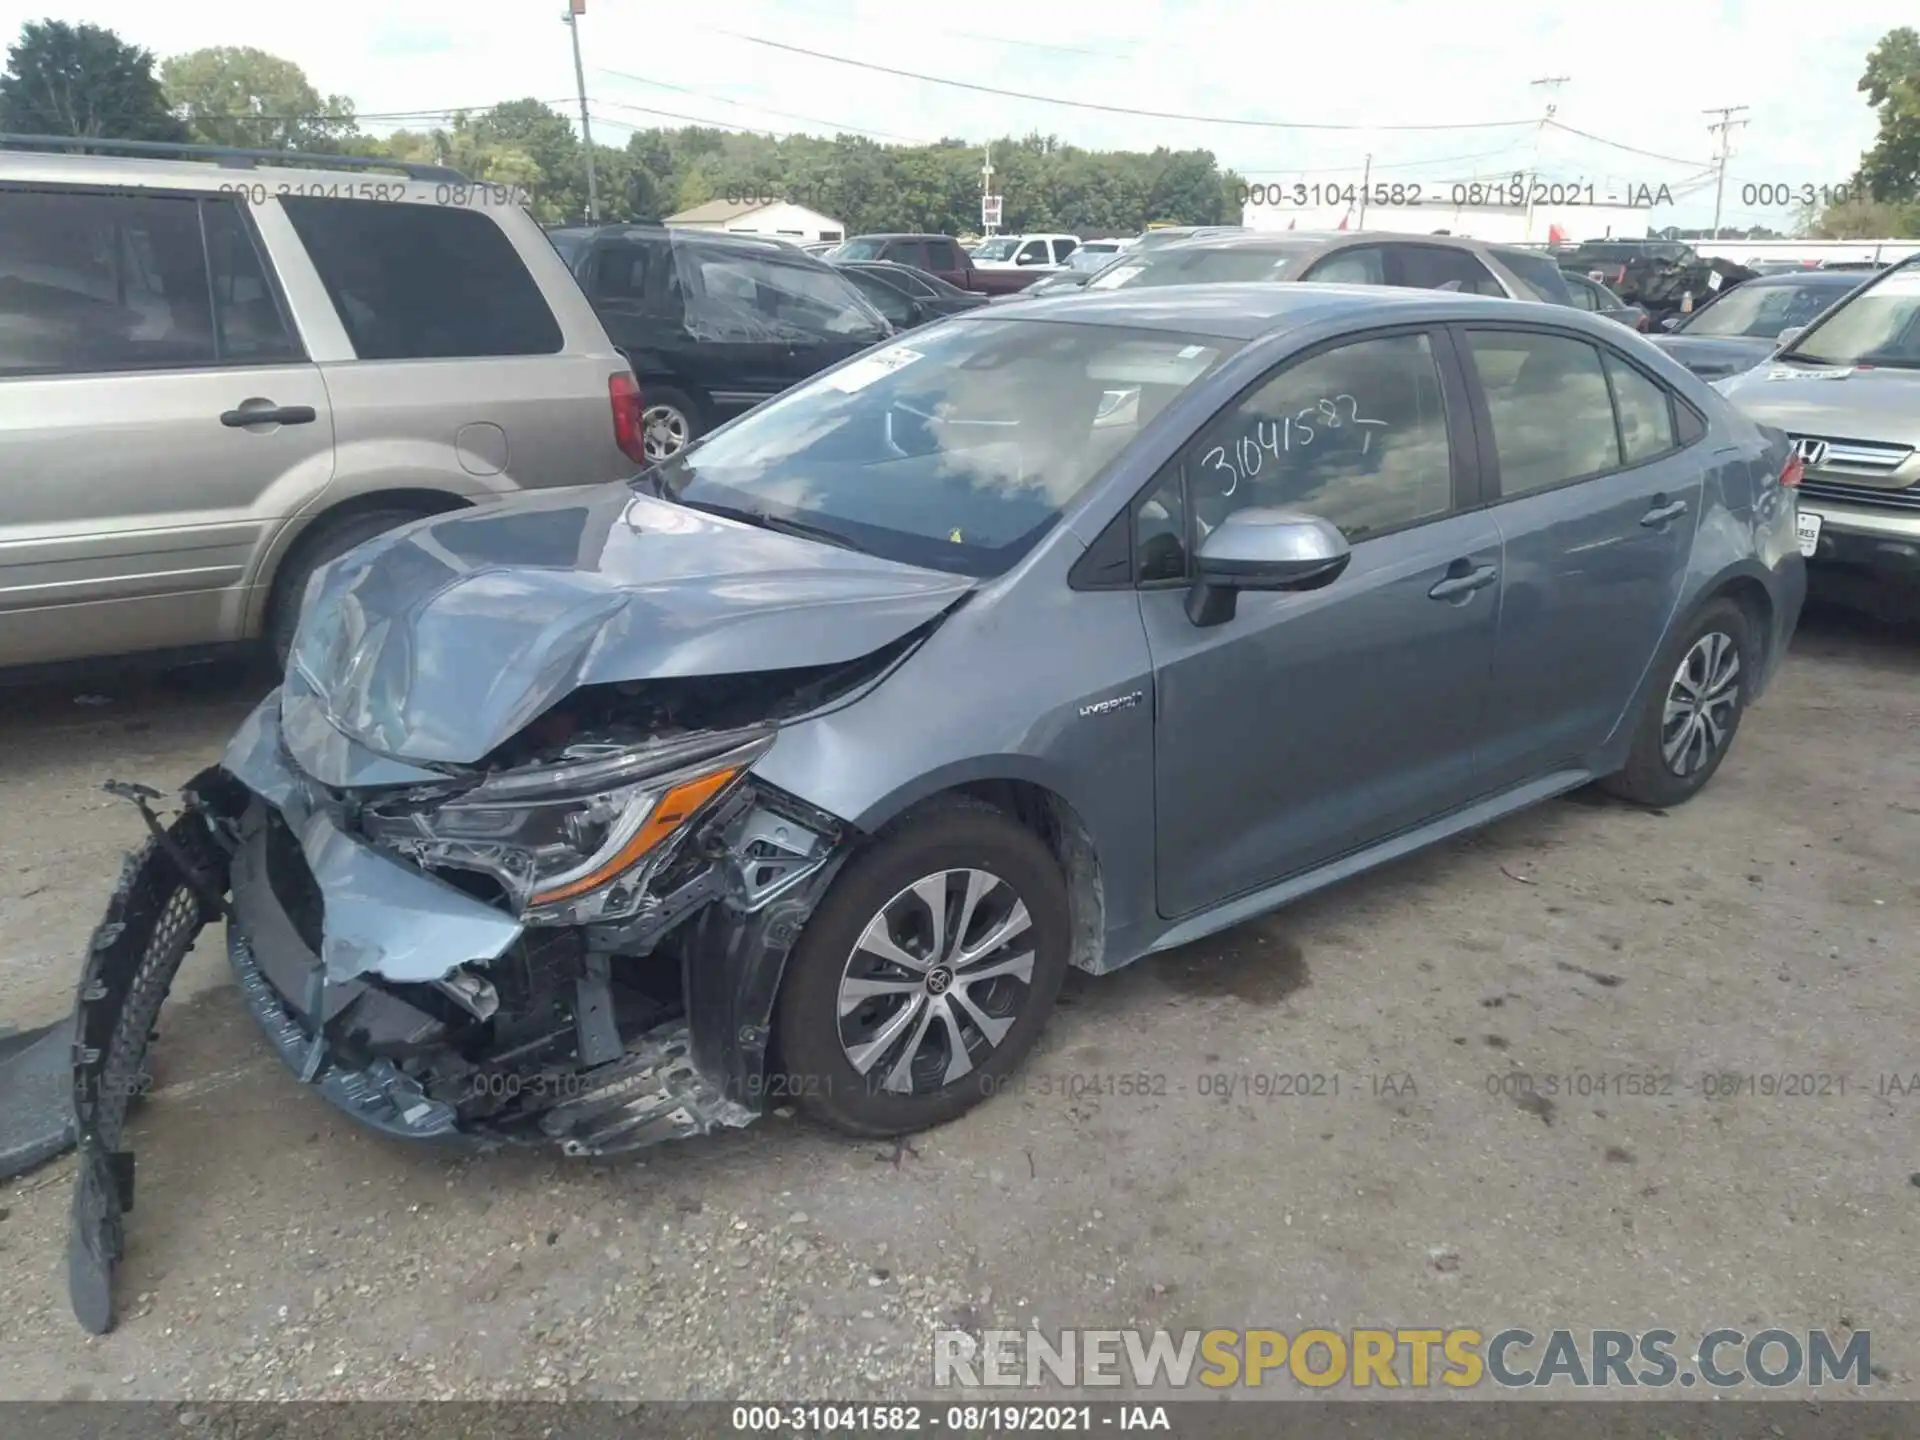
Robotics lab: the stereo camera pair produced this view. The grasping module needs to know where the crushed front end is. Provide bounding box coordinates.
[67,671,862,1334]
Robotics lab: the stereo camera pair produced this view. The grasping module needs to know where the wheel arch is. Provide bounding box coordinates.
[1604,558,1778,759]
[862,771,1109,977]
[247,488,474,638]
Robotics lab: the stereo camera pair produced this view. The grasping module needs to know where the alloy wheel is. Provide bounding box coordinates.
[836,868,1037,1096]
[642,403,691,462]
[1661,630,1741,777]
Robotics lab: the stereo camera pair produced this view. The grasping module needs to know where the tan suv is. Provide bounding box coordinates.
[0,136,645,670]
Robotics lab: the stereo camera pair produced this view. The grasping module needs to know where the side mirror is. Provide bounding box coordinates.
[1016,251,1042,266]
[1774,325,1805,350]
[1186,509,1352,627]
[907,300,927,326]
[1658,314,1683,332]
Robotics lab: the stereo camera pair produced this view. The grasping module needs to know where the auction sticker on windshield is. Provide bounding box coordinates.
[1796,509,1823,557]
[825,346,924,393]
[1089,265,1146,290]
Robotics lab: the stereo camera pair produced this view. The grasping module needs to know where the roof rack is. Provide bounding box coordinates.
[0,133,468,183]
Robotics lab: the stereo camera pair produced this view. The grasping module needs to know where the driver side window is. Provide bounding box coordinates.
[1133,331,1456,577]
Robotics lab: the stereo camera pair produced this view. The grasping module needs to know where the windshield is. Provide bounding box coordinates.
[652,318,1240,577]
[669,233,891,346]
[1782,265,1920,367]
[829,238,888,262]
[1088,244,1310,290]
[1680,281,1847,339]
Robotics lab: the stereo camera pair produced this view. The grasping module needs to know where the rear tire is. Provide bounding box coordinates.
[1600,597,1755,807]
[776,798,1071,1138]
[267,508,433,669]
[641,386,702,463]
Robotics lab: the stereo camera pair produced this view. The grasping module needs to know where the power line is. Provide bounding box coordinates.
[1241,145,1528,176]
[1542,119,1709,169]
[596,68,931,144]
[711,0,1147,61]
[701,28,1539,132]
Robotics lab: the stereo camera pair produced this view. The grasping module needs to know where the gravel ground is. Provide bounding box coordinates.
[0,592,1914,1405]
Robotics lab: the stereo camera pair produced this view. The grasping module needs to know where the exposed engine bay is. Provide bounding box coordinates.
[61,644,942,1335]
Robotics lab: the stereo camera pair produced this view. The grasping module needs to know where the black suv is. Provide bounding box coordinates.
[548,224,893,460]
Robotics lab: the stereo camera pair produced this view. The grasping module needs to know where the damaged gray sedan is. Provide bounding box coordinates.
[68,284,1806,1332]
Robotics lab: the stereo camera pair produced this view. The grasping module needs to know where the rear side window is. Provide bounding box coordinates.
[1394,245,1506,297]
[880,267,936,298]
[281,196,562,360]
[1493,247,1576,305]
[589,239,659,302]
[0,188,217,375]
[1465,330,1619,496]
[1301,246,1386,286]
[926,239,963,272]
[1604,353,1677,463]
[202,200,299,363]
[882,239,927,269]
[841,268,916,328]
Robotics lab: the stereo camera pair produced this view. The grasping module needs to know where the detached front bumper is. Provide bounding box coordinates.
[65,690,850,1334]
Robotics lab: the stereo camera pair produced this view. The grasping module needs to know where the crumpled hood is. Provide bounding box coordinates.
[1649,334,1776,379]
[286,483,973,768]
[1715,362,1920,442]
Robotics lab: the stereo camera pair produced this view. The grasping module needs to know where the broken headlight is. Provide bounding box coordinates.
[361,731,772,926]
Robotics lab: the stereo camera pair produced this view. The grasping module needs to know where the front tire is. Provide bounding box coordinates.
[1601,597,1755,807]
[776,798,1071,1137]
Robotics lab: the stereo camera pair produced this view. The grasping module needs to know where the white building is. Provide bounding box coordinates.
[664,199,847,245]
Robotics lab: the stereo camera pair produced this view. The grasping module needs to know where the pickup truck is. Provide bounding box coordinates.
[824,233,1054,296]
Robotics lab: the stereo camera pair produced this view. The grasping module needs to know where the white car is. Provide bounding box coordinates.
[969,232,1080,272]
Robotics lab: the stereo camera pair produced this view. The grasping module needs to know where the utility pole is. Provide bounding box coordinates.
[1523,76,1569,243]
[1356,153,1372,230]
[1704,105,1749,240]
[563,0,600,222]
[980,143,996,235]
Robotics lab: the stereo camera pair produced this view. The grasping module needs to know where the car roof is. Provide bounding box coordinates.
[974,281,1566,341]
[0,145,456,194]
[846,233,949,242]
[1736,269,1863,287]
[1160,229,1503,255]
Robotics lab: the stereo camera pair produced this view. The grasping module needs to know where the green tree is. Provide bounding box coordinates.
[161,46,356,151]
[473,98,584,217]
[1855,26,1920,204]
[0,19,186,141]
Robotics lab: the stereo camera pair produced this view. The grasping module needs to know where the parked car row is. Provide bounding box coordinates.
[2,130,1912,687]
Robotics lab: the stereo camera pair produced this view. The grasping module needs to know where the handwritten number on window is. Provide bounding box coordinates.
[1205,394,1389,491]
[1203,445,1238,497]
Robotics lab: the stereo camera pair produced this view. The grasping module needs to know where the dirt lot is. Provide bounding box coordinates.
[0,596,1915,1403]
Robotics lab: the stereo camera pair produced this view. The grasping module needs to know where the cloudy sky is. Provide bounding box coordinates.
[3,0,1907,229]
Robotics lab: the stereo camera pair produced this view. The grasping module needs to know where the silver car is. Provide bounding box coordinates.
[1079,229,1580,306]
[1715,256,1920,587]
[0,136,640,671]
[65,284,1804,1332]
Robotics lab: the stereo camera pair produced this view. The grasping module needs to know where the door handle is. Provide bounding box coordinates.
[221,404,316,428]
[1428,563,1498,601]
[1640,498,1689,527]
